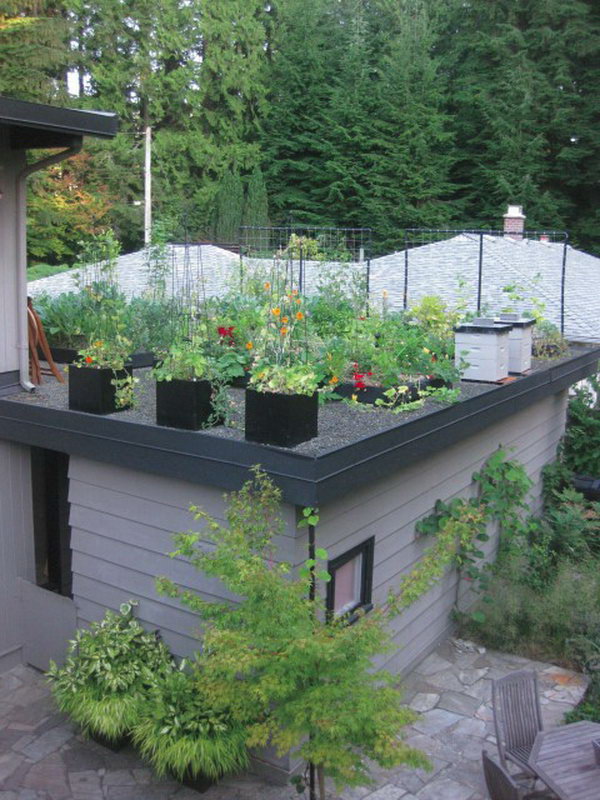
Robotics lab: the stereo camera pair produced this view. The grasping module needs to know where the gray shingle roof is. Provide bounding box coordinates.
[28,235,600,341]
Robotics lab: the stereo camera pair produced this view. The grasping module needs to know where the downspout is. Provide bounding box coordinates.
[16,140,82,391]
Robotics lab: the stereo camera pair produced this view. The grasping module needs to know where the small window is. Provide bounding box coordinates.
[326,537,374,618]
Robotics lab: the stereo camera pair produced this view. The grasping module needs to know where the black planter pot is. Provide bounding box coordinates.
[128,350,156,369]
[156,379,221,430]
[175,770,215,794]
[335,379,424,406]
[46,346,79,364]
[68,366,133,415]
[245,389,318,447]
[229,372,251,389]
[48,346,155,368]
[426,376,453,390]
[88,730,130,752]
[572,474,600,501]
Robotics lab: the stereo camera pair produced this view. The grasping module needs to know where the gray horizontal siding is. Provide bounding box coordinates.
[69,457,298,658]
[68,390,566,675]
[314,391,567,676]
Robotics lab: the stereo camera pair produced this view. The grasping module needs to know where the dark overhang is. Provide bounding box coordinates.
[0,96,118,149]
[0,346,597,506]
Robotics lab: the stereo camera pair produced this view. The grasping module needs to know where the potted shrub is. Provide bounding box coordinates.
[133,667,249,792]
[153,341,224,431]
[47,602,174,750]
[68,335,136,414]
[246,363,320,447]
[244,292,322,447]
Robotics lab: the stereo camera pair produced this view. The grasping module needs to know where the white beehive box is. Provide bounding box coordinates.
[455,319,512,382]
[496,314,535,374]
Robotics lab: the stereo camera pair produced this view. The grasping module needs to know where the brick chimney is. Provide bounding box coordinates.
[503,205,526,240]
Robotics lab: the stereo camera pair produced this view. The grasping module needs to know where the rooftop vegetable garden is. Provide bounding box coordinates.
[30,232,572,449]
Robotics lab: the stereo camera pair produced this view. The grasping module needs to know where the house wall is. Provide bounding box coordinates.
[310,389,568,676]
[0,128,25,380]
[0,441,35,671]
[69,390,567,674]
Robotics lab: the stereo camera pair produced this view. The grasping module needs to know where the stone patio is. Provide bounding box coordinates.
[0,638,588,800]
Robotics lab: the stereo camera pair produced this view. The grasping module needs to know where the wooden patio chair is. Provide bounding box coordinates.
[482,751,556,800]
[27,297,64,385]
[492,669,543,778]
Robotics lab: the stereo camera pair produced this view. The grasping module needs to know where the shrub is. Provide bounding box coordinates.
[564,382,600,476]
[133,668,249,781]
[47,602,174,742]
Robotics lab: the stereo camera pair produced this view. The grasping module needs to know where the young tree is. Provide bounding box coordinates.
[157,469,428,799]
[212,170,245,244]
[242,166,269,229]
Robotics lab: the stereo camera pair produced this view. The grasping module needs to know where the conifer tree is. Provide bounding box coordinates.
[242,166,269,229]
[0,1,69,102]
[212,170,245,244]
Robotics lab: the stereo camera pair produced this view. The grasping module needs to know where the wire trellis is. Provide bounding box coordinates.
[370,228,570,334]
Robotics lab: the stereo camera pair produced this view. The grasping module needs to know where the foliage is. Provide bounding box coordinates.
[248,363,319,396]
[47,602,173,741]
[153,340,209,383]
[27,152,114,264]
[156,468,428,795]
[133,667,249,780]
[0,1,68,103]
[28,263,72,281]
[532,320,569,359]
[563,380,600,475]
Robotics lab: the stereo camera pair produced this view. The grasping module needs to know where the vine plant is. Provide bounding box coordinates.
[389,447,532,623]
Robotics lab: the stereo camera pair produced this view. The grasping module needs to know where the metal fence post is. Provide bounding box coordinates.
[477,233,483,313]
[561,236,568,335]
[403,232,409,310]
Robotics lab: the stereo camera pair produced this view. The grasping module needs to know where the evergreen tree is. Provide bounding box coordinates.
[0,1,69,102]
[366,0,455,252]
[262,0,337,224]
[439,0,600,243]
[212,170,245,243]
[242,166,269,229]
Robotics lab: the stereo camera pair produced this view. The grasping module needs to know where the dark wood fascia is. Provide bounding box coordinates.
[0,347,597,505]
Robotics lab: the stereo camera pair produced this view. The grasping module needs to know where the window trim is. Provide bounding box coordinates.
[326,537,374,620]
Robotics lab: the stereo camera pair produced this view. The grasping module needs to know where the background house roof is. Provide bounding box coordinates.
[28,234,600,342]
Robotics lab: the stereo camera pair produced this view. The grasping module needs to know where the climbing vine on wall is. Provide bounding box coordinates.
[384,447,532,623]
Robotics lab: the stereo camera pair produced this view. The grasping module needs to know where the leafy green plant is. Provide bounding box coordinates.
[133,667,249,781]
[153,340,210,383]
[156,468,428,798]
[249,362,320,395]
[532,320,568,359]
[564,382,600,475]
[47,602,174,742]
[73,335,138,409]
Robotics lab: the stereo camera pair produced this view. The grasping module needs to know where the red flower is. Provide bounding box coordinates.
[84,356,93,364]
[217,325,235,344]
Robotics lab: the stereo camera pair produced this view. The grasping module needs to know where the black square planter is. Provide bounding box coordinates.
[174,770,214,794]
[245,389,318,447]
[156,379,220,430]
[68,366,132,415]
[88,730,130,752]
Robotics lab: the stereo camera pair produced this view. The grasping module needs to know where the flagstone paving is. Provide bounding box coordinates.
[0,639,587,800]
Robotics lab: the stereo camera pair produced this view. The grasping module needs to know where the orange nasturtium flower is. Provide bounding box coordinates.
[280,327,289,335]
[329,375,339,385]
[295,298,302,305]
[271,307,281,316]
[296,311,304,320]
[281,316,289,324]
[264,282,271,290]
[246,341,253,350]
[85,356,94,364]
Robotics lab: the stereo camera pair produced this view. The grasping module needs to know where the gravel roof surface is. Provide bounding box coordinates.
[4,352,576,456]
